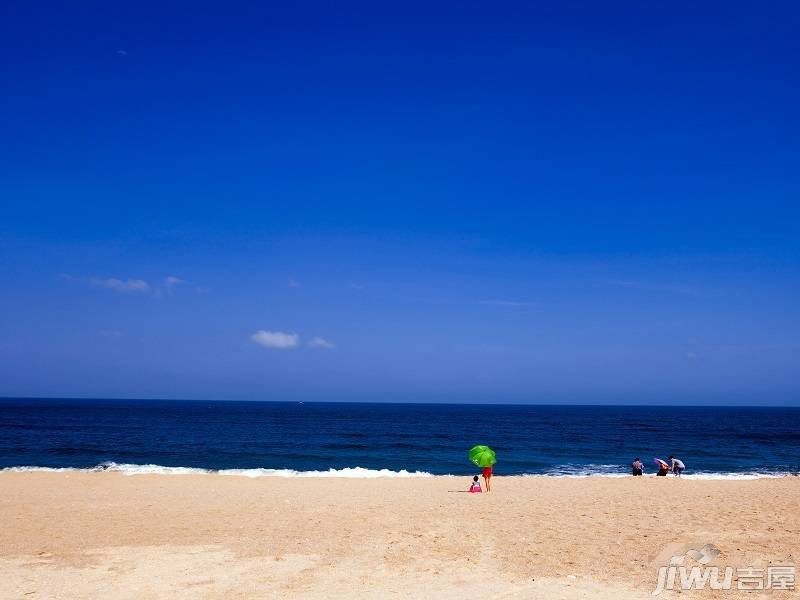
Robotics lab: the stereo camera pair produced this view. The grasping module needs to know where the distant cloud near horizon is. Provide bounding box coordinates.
[251,330,300,349]
[98,329,123,337]
[612,280,705,297]
[308,336,335,349]
[478,299,532,307]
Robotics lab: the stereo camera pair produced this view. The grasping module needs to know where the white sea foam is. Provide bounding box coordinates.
[0,463,433,478]
[1,466,80,473]
[531,463,630,478]
[217,467,433,478]
[522,466,791,480]
[522,472,789,480]
[99,462,210,475]
[679,472,787,480]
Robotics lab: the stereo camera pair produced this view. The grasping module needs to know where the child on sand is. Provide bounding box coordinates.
[631,458,644,476]
[469,475,482,493]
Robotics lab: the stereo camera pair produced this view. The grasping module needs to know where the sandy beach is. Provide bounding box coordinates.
[0,473,797,599]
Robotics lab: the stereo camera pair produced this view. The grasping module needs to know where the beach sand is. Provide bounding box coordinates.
[0,472,797,599]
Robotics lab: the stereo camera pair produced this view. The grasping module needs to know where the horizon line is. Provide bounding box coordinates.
[1,396,798,408]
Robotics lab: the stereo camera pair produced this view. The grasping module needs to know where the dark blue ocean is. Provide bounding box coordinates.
[1,399,799,477]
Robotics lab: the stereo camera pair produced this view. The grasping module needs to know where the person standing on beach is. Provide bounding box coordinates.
[669,455,685,477]
[631,458,644,476]
[482,465,493,492]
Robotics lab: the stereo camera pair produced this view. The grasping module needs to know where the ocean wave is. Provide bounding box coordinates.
[0,462,434,478]
[524,463,632,478]
[522,464,793,479]
[678,472,788,480]
[2,466,80,473]
[522,472,791,480]
[217,467,434,478]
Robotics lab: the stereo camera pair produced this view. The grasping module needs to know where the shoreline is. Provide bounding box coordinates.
[2,463,797,480]
[1,472,797,598]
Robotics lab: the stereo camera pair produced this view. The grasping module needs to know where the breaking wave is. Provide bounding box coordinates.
[1,462,435,478]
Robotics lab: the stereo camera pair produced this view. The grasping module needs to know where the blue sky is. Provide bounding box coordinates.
[1,1,798,404]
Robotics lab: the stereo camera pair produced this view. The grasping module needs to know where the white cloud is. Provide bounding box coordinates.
[94,277,151,293]
[62,273,198,295]
[251,330,299,349]
[308,336,335,349]
[288,278,302,288]
[164,276,186,289]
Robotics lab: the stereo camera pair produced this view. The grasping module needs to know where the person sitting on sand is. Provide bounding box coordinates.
[483,465,493,492]
[669,455,685,477]
[655,459,670,476]
[469,475,482,493]
[631,458,644,476]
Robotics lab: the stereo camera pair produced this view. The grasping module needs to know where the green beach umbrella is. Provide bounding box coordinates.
[469,445,497,468]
